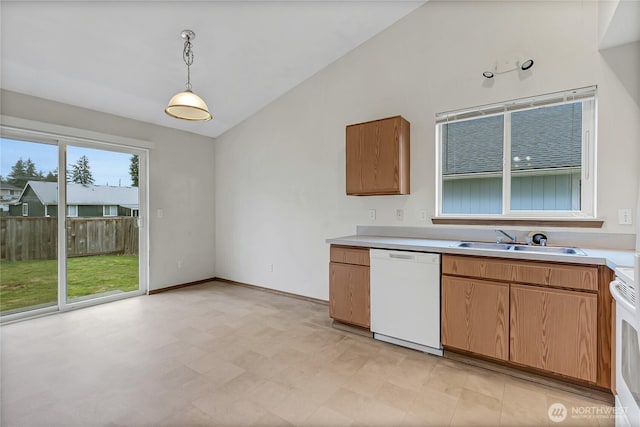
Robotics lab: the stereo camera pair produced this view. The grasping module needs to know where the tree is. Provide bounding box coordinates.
[7,158,41,188]
[129,155,139,187]
[7,158,26,187]
[69,155,94,184]
[6,158,55,187]
[25,159,38,179]
[45,168,58,182]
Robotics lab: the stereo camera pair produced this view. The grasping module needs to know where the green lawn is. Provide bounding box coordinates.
[0,255,139,313]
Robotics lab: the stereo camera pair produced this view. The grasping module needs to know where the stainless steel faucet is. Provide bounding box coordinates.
[495,229,517,243]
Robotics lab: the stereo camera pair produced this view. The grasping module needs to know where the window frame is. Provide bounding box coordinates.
[67,205,78,217]
[22,203,28,217]
[435,87,597,220]
[103,205,117,217]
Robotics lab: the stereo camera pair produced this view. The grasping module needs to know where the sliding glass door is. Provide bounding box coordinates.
[64,144,142,305]
[0,137,59,316]
[0,131,147,319]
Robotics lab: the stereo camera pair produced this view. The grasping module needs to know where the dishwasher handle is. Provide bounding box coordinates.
[370,249,440,264]
[389,253,415,260]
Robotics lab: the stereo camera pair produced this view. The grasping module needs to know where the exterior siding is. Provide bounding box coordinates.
[511,172,580,211]
[8,187,46,217]
[8,202,136,218]
[442,177,502,214]
[443,172,581,214]
[78,205,102,217]
[118,206,135,216]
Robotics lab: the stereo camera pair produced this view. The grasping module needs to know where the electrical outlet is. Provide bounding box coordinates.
[268,263,274,273]
[177,260,183,269]
[618,209,633,225]
[395,209,404,221]
[368,209,376,221]
[156,208,164,218]
[419,209,428,221]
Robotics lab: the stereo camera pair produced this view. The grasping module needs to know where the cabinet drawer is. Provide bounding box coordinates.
[330,246,370,266]
[442,255,597,291]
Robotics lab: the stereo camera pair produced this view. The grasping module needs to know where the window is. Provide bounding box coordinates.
[103,205,117,217]
[67,205,78,217]
[22,203,28,217]
[436,87,596,218]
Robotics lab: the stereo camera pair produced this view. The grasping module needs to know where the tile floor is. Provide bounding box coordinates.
[1,281,615,426]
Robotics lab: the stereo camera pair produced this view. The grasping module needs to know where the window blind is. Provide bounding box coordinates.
[435,86,596,124]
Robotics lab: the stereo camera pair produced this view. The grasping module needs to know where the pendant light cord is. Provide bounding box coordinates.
[183,36,194,91]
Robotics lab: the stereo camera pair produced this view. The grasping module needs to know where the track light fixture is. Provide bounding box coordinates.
[482,56,534,79]
[520,58,534,71]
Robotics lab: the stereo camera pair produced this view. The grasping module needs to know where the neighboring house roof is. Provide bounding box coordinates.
[443,103,582,175]
[26,181,57,204]
[0,182,22,191]
[19,181,138,207]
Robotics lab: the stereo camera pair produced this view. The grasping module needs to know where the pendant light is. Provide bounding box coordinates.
[165,30,212,121]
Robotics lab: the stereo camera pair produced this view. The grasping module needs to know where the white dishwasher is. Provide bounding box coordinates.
[370,249,442,356]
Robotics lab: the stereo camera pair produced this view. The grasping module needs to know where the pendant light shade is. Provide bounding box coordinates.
[165,90,212,121]
[165,30,212,122]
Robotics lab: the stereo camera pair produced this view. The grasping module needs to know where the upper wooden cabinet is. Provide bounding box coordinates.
[346,116,410,196]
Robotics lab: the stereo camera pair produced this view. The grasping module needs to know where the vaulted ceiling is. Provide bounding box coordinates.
[1,1,425,138]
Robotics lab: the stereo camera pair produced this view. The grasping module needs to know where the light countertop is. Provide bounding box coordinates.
[326,235,635,271]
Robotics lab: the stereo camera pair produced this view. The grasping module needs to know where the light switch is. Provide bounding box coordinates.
[368,209,376,221]
[618,209,632,225]
[395,209,404,221]
[156,208,164,218]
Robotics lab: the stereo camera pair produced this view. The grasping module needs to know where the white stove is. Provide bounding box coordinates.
[615,267,635,291]
[611,262,640,427]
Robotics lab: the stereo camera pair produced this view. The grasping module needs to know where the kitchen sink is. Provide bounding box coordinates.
[455,242,514,251]
[511,245,587,255]
[454,241,587,256]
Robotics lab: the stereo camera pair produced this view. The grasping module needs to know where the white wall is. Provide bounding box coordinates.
[1,90,216,291]
[214,0,640,300]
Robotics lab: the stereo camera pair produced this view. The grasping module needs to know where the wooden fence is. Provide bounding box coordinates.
[0,217,139,261]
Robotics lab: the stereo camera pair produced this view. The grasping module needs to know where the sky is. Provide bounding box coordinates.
[0,138,134,187]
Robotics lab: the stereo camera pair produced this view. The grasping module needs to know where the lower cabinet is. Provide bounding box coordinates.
[329,263,370,328]
[442,276,509,361]
[510,284,597,382]
[329,245,370,329]
[442,254,606,387]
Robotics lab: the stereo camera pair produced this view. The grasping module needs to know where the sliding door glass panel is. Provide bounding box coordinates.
[0,138,58,315]
[65,145,140,304]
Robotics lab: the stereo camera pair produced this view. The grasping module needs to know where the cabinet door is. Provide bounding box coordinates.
[441,276,509,360]
[346,116,409,195]
[329,262,370,328]
[510,284,597,382]
[345,124,365,195]
[360,118,399,194]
